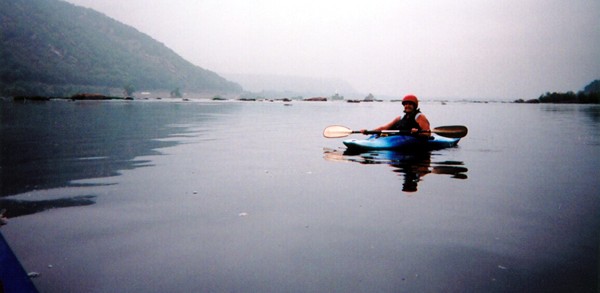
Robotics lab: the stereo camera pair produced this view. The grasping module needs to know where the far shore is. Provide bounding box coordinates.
[4,93,599,104]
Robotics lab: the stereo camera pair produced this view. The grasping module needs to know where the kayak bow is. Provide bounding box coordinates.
[343,134,460,151]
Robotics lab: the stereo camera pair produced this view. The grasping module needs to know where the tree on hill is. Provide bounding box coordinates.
[170,88,182,98]
[123,84,136,97]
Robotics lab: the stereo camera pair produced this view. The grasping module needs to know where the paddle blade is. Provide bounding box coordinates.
[432,125,468,138]
[323,125,353,138]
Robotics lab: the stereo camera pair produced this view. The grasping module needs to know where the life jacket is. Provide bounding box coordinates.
[391,109,422,131]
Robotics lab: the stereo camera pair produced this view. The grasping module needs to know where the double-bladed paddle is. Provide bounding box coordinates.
[323,125,468,139]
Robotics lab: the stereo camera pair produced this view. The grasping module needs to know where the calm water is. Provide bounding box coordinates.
[1,99,599,292]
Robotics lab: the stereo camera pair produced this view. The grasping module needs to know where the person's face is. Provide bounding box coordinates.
[402,102,416,113]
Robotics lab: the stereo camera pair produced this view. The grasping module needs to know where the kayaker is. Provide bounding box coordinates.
[361,94,431,137]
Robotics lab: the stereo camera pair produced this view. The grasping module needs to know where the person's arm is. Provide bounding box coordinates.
[415,114,430,137]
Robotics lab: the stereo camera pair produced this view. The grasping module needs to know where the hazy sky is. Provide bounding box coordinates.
[65,0,599,99]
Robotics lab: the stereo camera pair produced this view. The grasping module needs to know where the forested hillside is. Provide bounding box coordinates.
[0,0,242,97]
[514,79,600,104]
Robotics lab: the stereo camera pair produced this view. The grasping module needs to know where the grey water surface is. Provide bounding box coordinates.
[1,99,599,292]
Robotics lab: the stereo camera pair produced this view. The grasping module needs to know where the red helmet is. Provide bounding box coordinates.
[402,94,419,107]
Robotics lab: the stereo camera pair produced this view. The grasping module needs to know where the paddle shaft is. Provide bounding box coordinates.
[358,129,420,135]
[323,125,467,139]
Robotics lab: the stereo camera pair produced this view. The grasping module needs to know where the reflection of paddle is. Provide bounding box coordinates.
[323,125,468,139]
[322,148,351,163]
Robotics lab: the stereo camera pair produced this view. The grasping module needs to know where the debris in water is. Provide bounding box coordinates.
[28,272,40,278]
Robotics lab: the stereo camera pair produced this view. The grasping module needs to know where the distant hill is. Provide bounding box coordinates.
[222,73,358,98]
[514,79,600,104]
[583,80,600,94]
[0,0,242,97]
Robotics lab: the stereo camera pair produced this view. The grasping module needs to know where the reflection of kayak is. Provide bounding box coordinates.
[0,232,39,292]
[324,148,429,164]
[343,134,460,151]
[323,148,468,192]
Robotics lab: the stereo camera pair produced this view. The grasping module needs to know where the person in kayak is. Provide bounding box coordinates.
[361,94,431,137]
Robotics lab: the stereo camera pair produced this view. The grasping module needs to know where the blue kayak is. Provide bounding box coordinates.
[0,232,39,292]
[343,134,460,151]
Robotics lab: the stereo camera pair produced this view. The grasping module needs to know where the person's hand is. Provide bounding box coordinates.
[410,128,419,134]
[359,129,367,134]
